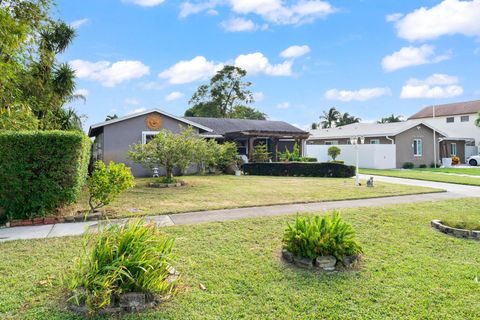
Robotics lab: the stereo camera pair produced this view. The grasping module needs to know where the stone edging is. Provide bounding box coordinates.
[431,220,480,240]
[281,249,359,271]
[148,181,187,188]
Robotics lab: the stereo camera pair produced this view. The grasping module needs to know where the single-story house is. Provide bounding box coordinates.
[306,121,473,168]
[88,109,309,177]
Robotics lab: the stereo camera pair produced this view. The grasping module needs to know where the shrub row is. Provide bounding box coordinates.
[243,162,356,178]
[0,131,91,220]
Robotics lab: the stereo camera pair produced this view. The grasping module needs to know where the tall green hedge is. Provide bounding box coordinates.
[243,162,356,178]
[0,131,91,220]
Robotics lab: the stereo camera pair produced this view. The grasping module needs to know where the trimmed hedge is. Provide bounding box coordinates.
[243,162,356,178]
[0,131,91,220]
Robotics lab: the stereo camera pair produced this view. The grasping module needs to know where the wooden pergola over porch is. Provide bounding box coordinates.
[228,130,311,161]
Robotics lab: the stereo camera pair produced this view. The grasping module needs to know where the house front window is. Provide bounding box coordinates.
[450,143,457,156]
[142,131,159,144]
[413,139,422,157]
[325,140,338,145]
[446,117,454,123]
[370,139,380,144]
[461,115,469,122]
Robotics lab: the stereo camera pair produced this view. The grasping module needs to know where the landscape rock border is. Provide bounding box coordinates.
[431,220,480,240]
[281,249,360,271]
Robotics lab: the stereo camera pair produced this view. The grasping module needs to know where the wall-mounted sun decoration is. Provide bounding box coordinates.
[146,114,163,130]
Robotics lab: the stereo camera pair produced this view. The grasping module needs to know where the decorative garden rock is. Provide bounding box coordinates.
[342,254,359,268]
[69,292,157,315]
[293,256,313,269]
[281,249,294,263]
[315,256,337,271]
[431,219,480,240]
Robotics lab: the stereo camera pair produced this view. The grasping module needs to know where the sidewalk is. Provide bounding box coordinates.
[1,174,478,242]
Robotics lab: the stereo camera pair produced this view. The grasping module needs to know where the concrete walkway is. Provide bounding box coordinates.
[1,174,479,242]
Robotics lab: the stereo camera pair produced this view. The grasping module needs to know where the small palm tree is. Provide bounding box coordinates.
[319,107,341,128]
[378,114,402,123]
[337,112,361,127]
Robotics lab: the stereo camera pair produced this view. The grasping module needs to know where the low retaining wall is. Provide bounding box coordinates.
[431,220,480,240]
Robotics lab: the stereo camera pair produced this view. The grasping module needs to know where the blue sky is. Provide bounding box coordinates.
[56,0,480,130]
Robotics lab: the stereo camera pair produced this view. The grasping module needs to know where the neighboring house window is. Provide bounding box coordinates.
[325,140,338,145]
[413,139,422,157]
[461,115,469,122]
[446,117,454,123]
[450,143,457,156]
[236,140,247,155]
[142,131,159,144]
[370,139,380,144]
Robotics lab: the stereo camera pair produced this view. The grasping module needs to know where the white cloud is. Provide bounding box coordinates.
[159,56,223,84]
[253,91,265,102]
[221,17,258,32]
[70,59,150,87]
[182,0,335,25]
[179,1,219,18]
[230,0,335,25]
[280,45,311,58]
[126,107,147,115]
[124,98,140,105]
[325,87,391,102]
[73,88,89,97]
[381,45,450,72]
[391,0,480,41]
[234,52,292,76]
[276,102,290,109]
[123,0,165,7]
[70,18,89,29]
[385,13,402,22]
[400,74,463,99]
[165,91,184,101]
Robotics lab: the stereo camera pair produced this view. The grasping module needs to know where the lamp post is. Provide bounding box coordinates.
[350,136,365,186]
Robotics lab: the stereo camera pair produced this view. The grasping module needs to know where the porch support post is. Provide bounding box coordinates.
[272,138,279,161]
[248,137,255,161]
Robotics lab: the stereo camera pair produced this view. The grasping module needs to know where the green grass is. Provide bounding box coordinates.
[441,218,480,231]
[2,198,480,319]
[361,168,480,186]
[72,175,441,218]
[414,167,480,176]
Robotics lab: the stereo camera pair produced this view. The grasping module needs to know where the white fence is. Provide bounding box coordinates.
[466,146,479,158]
[306,144,397,169]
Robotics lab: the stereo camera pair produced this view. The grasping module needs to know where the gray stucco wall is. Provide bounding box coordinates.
[394,124,439,168]
[102,112,200,177]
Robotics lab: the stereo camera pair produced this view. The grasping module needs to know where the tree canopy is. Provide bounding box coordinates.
[185,65,267,120]
[378,114,403,123]
[311,108,360,129]
[0,0,84,131]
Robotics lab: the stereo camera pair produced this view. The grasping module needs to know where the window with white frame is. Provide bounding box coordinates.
[450,142,457,156]
[413,139,422,157]
[446,117,454,123]
[142,131,159,144]
[325,140,338,145]
[370,139,380,144]
[461,115,469,122]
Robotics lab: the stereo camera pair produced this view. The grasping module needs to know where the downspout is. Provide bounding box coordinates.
[385,136,394,144]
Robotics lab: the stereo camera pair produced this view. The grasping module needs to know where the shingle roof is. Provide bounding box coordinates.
[409,100,480,119]
[309,121,447,140]
[183,117,308,136]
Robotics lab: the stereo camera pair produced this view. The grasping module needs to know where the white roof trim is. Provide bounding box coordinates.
[308,121,449,140]
[88,108,213,136]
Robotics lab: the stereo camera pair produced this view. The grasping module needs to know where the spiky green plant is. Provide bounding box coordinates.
[66,219,175,312]
[283,211,362,261]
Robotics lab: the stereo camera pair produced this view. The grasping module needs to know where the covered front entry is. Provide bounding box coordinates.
[227,131,310,161]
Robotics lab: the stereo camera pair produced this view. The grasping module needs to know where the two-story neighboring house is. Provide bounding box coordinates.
[408,100,480,154]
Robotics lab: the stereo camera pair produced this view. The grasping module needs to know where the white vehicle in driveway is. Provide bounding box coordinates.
[467,155,480,166]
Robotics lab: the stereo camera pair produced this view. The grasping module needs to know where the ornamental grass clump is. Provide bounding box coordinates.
[282,211,363,262]
[67,219,176,313]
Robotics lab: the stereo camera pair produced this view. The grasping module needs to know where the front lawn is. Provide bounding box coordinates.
[361,168,480,186]
[1,198,480,319]
[414,167,480,176]
[75,175,440,218]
